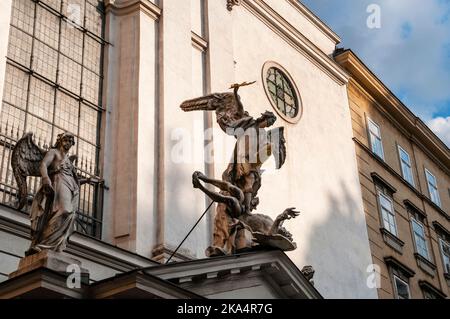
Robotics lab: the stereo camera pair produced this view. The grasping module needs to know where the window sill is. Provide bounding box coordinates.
[414,253,436,277]
[380,228,404,254]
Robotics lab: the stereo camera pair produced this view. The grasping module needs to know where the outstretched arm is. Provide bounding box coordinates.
[229,81,256,115]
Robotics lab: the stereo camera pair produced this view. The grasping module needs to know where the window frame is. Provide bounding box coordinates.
[397,145,415,187]
[411,218,430,260]
[377,190,398,236]
[393,275,411,299]
[439,238,450,274]
[425,168,441,207]
[367,117,385,160]
[262,61,302,124]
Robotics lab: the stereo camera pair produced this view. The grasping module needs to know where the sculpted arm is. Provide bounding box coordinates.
[39,150,56,187]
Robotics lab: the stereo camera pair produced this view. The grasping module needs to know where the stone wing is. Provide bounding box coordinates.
[11,133,47,209]
[269,127,286,169]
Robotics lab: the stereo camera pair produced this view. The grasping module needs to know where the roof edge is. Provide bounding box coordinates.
[335,49,450,169]
[287,0,341,44]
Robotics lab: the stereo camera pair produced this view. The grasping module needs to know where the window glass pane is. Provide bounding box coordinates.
[7,26,32,68]
[395,277,410,299]
[58,55,82,94]
[28,77,54,120]
[441,240,450,273]
[79,104,99,144]
[54,91,79,135]
[62,0,85,27]
[82,68,100,105]
[60,21,83,64]
[32,40,58,82]
[368,120,380,137]
[379,193,397,235]
[426,171,437,187]
[41,0,61,12]
[84,36,102,74]
[10,0,35,34]
[35,5,60,50]
[0,103,25,133]
[85,1,103,37]
[371,135,384,158]
[266,67,299,119]
[2,64,29,110]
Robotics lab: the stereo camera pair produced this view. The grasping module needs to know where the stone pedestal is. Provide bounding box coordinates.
[9,250,89,283]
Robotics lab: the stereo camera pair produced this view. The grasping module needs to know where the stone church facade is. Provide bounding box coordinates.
[0,0,379,299]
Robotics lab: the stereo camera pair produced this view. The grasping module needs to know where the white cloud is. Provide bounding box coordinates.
[301,0,450,121]
[427,117,450,147]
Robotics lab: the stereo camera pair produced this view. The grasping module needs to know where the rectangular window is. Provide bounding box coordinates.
[440,239,450,274]
[398,146,414,186]
[368,118,384,159]
[425,169,441,207]
[411,219,429,260]
[378,192,397,236]
[393,275,410,299]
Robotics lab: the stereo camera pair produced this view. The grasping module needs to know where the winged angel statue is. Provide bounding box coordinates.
[12,132,94,256]
[180,82,300,256]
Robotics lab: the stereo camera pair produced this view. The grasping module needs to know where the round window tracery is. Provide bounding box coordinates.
[262,62,302,123]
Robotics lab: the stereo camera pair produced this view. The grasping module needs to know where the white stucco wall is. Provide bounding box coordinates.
[199,2,375,299]
[262,0,338,55]
[161,0,209,258]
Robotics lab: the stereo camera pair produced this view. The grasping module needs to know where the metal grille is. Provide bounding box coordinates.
[266,67,299,118]
[1,0,106,238]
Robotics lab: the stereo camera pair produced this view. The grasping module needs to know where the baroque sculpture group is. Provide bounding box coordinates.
[180,82,300,257]
[11,83,299,259]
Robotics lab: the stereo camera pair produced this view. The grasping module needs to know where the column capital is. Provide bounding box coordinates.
[105,0,161,20]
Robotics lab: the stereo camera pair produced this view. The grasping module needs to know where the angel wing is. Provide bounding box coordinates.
[11,133,47,210]
[180,93,234,113]
[268,127,286,169]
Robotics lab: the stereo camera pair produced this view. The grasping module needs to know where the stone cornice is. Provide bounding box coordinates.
[105,0,161,20]
[335,50,450,171]
[191,31,208,52]
[285,0,341,44]
[144,250,323,299]
[240,0,349,85]
[0,207,158,271]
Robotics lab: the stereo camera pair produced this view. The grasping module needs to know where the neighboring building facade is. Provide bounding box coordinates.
[336,49,450,299]
[0,0,378,299]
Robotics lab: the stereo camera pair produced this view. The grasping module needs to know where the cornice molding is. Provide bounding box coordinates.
[105,0,161,20]
[240,0,349,85]
[336,50,450,171]
[191,31,208,52]
[384,256,416,278]
[285,0,341,44]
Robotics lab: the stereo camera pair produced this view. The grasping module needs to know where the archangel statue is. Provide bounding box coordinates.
[11,132,93,256]
[180,82,300,256]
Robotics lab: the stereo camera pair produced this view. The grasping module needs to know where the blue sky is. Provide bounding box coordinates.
[301,0,450,147]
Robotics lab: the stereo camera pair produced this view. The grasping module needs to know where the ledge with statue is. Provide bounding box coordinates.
[0,83,319,299]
